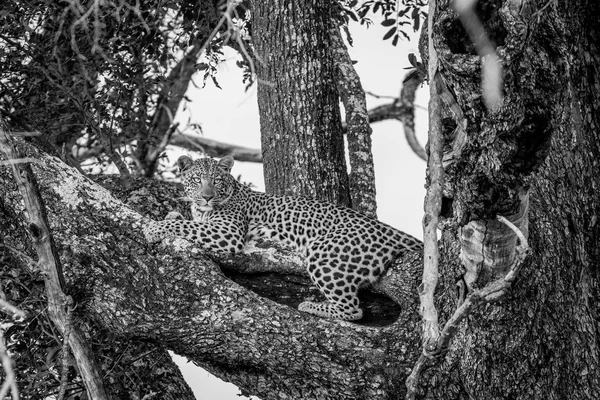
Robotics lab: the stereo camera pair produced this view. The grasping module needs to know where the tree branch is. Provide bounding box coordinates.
[141,38,207,176]
[331,26,377,218]
[0,123,110,400]
[168,133,263,163]
[368,72,427,161]
[0,141,427,400]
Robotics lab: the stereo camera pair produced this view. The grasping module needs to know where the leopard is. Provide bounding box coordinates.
[143,155,423,321]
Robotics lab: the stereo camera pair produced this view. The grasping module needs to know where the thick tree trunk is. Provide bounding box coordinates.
[0,142,425,399]
[416,0,600,398]
[250,0,350,206]
[3,1,599,399]
[0,194,196,399]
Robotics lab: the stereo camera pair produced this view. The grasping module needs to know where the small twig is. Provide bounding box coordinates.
[0,157,43,166]
[102,342,131,379]
[365,90,399,100]
[11,131,41,137]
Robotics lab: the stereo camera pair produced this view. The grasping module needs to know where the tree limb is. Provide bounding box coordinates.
[331,26,377,218]
[406,2,444,396]
[0,141,427,400]
[141,38,207,176]
[168,133,263,163]
[0,123,110,399]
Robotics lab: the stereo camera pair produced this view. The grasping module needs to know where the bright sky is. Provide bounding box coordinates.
[170,18,429,400]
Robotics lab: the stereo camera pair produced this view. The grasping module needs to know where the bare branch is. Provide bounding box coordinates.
[11,131,41,137]
[0,120,110,400]
[0,157,43,166]
[418,0,444,371]
[407,1,443,397]
[169,133,263,163]
[366,72,427,161]
[407,190,531,398]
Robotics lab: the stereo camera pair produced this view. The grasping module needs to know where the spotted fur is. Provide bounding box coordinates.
[144,156,423,321]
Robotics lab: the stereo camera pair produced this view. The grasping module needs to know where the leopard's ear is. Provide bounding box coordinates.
[177,156,194,173]
[217,155,234,173]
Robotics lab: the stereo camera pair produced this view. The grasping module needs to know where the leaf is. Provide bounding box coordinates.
[349,0,358,7]
[408,53,418,68]
[383,27,396,41]
[381,18,396,27]
[392,35,399,47]
[412,7,421,32]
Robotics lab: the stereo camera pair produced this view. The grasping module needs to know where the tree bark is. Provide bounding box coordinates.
[250,0,350,206]
[414,0,600,398]
[1,141,424,399]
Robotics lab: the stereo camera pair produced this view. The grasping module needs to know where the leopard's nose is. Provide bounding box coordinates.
[202,195,214,202]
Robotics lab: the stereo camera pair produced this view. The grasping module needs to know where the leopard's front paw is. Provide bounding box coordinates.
[143,222,163,243]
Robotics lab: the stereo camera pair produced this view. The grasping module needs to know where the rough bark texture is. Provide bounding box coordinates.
[415,0,600,398]
[250,0,350,206]
[1,141,425,399]
[330,26,377,218]
[0,168,197,399]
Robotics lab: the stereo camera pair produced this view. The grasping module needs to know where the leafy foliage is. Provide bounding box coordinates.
[0,0,227,176]
[339,0,427,46]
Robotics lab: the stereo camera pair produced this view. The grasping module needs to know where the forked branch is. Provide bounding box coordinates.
[406,208,531,399]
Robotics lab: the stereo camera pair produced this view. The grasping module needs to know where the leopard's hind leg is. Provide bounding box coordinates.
[298,236,365,321]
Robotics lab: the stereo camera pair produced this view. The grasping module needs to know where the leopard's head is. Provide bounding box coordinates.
[177,155,235,211]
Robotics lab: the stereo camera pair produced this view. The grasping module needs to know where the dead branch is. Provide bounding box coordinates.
[0,122,110,400]
[406,1,443,397]
[406,200,530,396]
